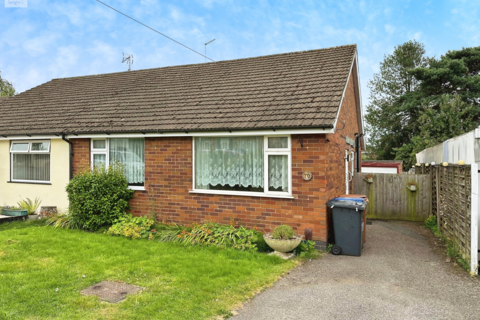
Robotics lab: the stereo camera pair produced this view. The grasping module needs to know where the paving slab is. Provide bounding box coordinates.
[234,221,480,320]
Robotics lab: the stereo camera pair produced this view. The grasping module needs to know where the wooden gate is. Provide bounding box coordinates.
[353,173,431,221]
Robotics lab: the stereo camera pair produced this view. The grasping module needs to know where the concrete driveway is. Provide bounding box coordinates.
[234,221,480,320]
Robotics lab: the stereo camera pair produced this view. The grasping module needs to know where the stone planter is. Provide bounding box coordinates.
[263,233,303,259]
[28,214,40,220]
[1,208,28,216]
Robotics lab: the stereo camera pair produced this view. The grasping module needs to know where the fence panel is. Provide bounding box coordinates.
[436,165,472,262]
[353,173,431,221]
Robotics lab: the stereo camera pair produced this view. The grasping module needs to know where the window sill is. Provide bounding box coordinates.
[189,189,295,199]
[7,180,52,185]
[128,186,146,191]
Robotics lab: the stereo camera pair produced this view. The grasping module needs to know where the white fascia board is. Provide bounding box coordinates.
[59,128,334,139]
[0,129,333,141]
[332,52,356,131]
[355,53,365,136]
[0,136,63,141]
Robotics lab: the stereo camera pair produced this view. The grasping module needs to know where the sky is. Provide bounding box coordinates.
[1,0,479,112]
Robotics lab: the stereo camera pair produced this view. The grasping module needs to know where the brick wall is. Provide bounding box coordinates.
[127,134,330,242]
[71,138,90,175]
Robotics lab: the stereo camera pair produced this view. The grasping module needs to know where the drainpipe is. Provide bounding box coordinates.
[355,134,364,173]
[61,134,73,180]
[345,150,349,195]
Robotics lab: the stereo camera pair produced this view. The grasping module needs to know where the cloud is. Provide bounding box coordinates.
[384,24,396,35]
[23,34,59,56]
[47,2,84,27]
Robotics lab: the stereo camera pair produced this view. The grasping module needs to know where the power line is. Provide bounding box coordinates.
[94,0,215,62]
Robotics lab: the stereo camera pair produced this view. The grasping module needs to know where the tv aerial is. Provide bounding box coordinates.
[122,52,134,71]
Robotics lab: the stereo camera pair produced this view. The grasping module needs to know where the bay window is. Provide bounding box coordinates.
[91,138,145,188]
[194,136,291,196]
[10,140,51,183]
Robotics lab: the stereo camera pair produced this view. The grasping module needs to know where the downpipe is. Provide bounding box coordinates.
[345,150,349,195]
[61,134,73,180]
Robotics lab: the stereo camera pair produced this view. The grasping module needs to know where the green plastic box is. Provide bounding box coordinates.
[1,209,28,216]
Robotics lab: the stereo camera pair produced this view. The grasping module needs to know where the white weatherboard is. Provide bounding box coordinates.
[472,163,479,275]
[361,167,397,174]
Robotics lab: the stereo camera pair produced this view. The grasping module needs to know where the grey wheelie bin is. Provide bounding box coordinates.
[326,197,367,256]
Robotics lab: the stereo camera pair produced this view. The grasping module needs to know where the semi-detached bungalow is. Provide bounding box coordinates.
[0,44,364,248]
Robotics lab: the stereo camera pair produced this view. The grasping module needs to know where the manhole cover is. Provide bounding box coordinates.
[81,281,144,303]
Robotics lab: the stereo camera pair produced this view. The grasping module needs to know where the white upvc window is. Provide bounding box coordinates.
[10,140,51,183]
[192,135,292,198]
[90,138,145,190]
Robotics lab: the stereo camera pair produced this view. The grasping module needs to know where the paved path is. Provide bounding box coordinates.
[235,221,480,320]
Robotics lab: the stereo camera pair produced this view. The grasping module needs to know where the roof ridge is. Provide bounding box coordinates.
[50,44,357,81]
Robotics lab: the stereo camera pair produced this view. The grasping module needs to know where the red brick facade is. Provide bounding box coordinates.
[70,71,361,244]
[71,138,90,175]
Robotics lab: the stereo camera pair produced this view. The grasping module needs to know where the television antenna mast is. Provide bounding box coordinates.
[122,52,134,71]
[205,39,215,63]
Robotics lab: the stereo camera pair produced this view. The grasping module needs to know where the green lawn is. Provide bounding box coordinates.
[0,220,296,320]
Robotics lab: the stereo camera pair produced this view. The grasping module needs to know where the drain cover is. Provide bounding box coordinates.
[81,281,144,303]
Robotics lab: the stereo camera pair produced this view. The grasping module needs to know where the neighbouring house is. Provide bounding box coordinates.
[361,160,403,174]
[0,44,364,247]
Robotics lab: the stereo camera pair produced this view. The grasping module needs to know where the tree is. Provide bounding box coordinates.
[0,72,16,97]
[394,95,477,165]
[394,46,480,167]
[365,40,429,161]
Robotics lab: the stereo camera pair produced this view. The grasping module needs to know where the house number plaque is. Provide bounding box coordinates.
[302,171,313,181]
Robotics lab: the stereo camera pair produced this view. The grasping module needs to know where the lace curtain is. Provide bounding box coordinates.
[268,155,288,192]
[110,138,145,185]
[195,137,264,190]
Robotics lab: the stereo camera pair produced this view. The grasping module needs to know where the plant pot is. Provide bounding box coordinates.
[364,178,373,183]
[407,185,417,191]
[263,233,303,258]
[28,214,40,220]
[1,209,28,216]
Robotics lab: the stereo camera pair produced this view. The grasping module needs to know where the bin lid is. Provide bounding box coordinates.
[326,198,367,211]
[334,197,365,202]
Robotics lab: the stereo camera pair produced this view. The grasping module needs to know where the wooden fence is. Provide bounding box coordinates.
[353,173,431,221]
[415,164,474,263]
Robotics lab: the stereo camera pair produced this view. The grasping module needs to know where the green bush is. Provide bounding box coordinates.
[272,225,294,240]
[157,220,258,251]
[425,215,437,230]
[254,231,272,252]
[425,215,440,237]
[66,165,134,231]
[107,214,156,240]
[295,240,321,259]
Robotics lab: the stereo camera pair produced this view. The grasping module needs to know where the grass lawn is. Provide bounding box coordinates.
[0,220,296,320]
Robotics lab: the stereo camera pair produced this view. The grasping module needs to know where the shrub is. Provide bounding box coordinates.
[107,214,156,240]
[66,165,134,231]
[272,225,294,240]
[157,220,258,251]
[425,215,440,237]
[45,211,82,229]
[17,197,42,215]
[254,231,272,252]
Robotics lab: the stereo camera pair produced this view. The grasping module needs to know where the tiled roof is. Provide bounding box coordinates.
[0,44,357,136]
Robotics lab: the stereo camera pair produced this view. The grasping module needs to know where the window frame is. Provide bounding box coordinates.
[90,138,145,191]
[191,135,293,198]
[10,140,51,184]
